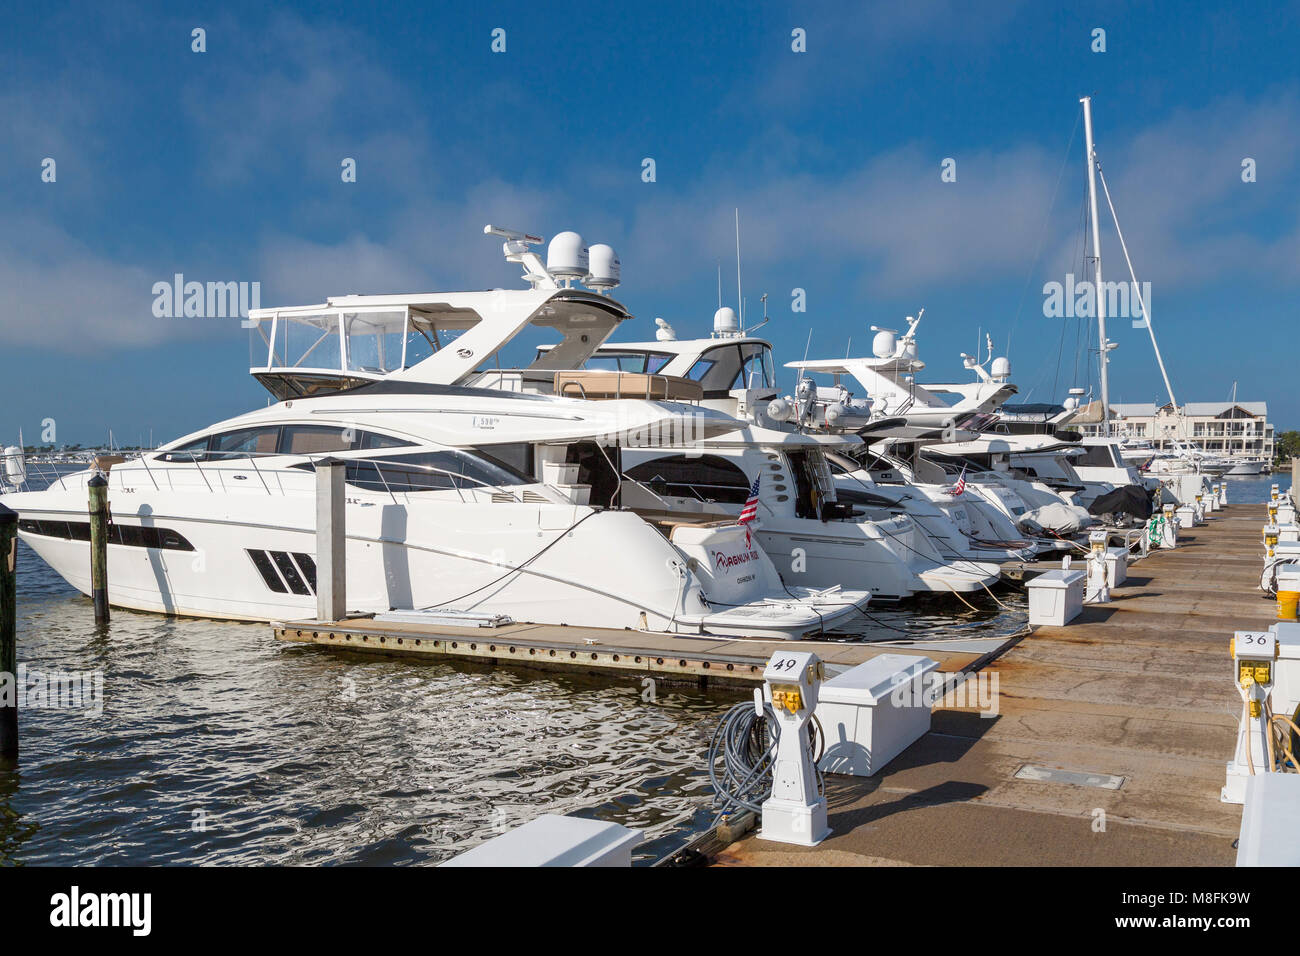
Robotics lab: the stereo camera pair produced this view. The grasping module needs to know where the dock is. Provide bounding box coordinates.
[713,504,1273,866]
[273,613,1021,690]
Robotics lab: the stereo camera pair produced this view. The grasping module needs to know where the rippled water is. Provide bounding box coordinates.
[3,536,1027,866]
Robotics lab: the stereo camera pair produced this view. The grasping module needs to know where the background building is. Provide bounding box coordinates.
[1073,401,1275,459]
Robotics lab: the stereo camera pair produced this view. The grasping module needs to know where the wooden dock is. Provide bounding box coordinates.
[714,503,1274,867]
[273,612,1022,690]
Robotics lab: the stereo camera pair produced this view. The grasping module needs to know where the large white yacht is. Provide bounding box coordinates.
[1,230,870,639]
[551,308,1006,595]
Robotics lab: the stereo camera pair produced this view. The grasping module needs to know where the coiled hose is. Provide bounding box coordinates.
[707,698,825,819]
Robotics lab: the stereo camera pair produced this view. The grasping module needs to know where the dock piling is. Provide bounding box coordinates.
[316,458,346,621]
[87,473,110,625]
[1,503,17,759]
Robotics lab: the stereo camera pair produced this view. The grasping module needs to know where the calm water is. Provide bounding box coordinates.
[2,468,1277,866]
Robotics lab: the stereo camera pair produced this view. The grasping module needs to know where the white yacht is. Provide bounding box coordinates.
[1,231,870,639]
[555,309,1005,595]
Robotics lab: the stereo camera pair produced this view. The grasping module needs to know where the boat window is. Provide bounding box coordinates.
[278,425,413,455]
[586,351,674,374]
[273,313,342,372]
[685,358,717,382]
[341,451,530,493]
[157,436,212,463]
[343,311,407,374]
[210,427,282,459]
[684,344,773,392]
[738,344,774,389]
[1078,444,1121,468]
[357,431,413,450]
[625,454,752,505]
[280,425,358,455]
[474,442,535,480]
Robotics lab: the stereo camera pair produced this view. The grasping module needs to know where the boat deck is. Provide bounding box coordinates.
[713,504,1271,866]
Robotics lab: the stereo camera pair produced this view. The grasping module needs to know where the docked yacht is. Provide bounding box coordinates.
[2,230,870,639]
[556,308,1005,595]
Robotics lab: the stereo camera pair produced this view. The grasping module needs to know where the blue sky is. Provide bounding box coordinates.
[3,0,1298,446]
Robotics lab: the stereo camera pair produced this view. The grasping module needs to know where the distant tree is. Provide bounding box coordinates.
[1276,430,1300,462]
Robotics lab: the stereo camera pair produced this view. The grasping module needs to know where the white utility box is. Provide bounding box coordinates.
[1271,621,1300,721]
[1104,547,1129,589]
[541,461,581,486]
[815,654,939,777]
[554,483,592,505]
[1236,773,1300,866]
[1026,568,1087,627]
[1273,542,1300,565]
[440,814,642,867]
[1176,504,1199,528]
[1279,523,1300,544]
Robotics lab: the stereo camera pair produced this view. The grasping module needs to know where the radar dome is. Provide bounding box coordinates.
[990,356,1011,380]
[713,306,739,336]
[586,243,620,291]
[547,231,589,279]
[872,330,897,358]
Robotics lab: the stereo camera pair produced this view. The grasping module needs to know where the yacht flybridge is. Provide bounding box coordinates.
[2,227,869,639]
[786,316,1018,432]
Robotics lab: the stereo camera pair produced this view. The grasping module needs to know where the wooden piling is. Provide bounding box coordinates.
[316,458,346,622]
[1,502,17,759]
[88,473,110,625]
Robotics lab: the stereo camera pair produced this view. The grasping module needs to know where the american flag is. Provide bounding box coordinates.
[738,475,760,545]
[947,466,966,497]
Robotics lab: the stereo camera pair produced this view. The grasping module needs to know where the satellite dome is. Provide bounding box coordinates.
[872,330,897,358]
[547,231,589,279]
[586,244,620,291]
[990,356,1011,380]
[713,306,739,336]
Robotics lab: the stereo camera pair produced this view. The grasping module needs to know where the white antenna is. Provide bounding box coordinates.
[717,262,722,310]
[735,208,743,327]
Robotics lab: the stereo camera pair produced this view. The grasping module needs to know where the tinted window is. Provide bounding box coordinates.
[625,454,752,504]
[280,425,356,455]
[475,443,534,480]
[158,437,211,462]
[685,358,716,382]
[342,451,530,493]
[1078,444,1120,467]
[281,425,411,454]
[211,427,281,458]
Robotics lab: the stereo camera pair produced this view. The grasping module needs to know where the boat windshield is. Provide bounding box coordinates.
[684,343,775,392]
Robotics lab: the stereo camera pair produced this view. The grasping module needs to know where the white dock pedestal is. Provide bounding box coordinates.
[815,654,939,777]
[440,814,642,867]
[1236,774,1300,866]
[1103,547,1129,589]
[1272,622,1300,720]
[1027,569,1086,627]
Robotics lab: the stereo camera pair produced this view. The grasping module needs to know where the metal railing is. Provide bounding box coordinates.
[3,447,532,507]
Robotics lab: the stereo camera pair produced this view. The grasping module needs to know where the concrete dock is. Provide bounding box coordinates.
[715,504,1274,866]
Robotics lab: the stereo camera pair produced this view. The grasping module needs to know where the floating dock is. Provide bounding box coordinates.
[712,504,1273,867]
[273,612,1020,690]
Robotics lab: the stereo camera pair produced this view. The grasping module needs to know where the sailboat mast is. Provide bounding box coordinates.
[1081,96,1112,437]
